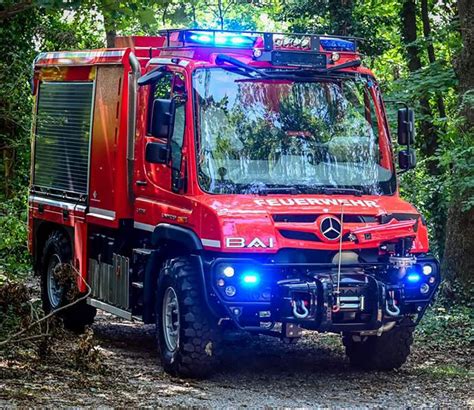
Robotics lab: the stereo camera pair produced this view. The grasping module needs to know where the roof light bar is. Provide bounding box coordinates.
[181,31,257,48]
[320,37,356,52]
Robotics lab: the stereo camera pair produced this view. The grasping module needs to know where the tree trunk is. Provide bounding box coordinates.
[421,0,447,119]
[328,0,354,36]
[102,11,116,48]
[442,0,474,302]
[400,0,438,165]
[400,0,446,256]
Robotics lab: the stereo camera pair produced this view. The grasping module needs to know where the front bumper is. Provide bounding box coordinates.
[206,256,440,333]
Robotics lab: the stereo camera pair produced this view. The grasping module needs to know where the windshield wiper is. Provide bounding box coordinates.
[215,54,268,78]
[294,185,364,196]
[327,59,361,72]
[256,187,303,195]
[320,187,364,196]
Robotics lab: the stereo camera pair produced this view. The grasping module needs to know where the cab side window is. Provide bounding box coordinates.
[147,71,173,135]
[170,73,186,192]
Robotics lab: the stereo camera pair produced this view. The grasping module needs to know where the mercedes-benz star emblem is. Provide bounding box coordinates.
[319,216,342,241]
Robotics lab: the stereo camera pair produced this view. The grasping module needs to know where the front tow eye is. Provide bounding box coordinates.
[292,299,309,319]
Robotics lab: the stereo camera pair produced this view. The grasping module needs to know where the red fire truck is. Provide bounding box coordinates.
[28,29,439,378]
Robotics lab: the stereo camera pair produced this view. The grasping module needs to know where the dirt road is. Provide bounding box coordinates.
[1,310,472,407]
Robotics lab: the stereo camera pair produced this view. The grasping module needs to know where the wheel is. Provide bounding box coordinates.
[155,257,221,378]
[343,321,414,371]
[40,231,96,333]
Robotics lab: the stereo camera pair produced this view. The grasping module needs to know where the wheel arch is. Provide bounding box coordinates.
[142,224,206,324]
[33,220,74,274]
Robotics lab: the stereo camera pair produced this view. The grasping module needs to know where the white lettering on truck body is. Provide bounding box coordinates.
[254,198,379,208]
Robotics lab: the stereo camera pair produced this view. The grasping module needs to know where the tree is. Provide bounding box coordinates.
[442,0,474,302]
[421,0,446,120]
[400,0,438,168]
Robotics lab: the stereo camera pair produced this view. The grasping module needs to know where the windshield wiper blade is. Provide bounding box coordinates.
[215,54,268,78]
[320,187,364,196]
[251,186,303,196]
[327,59,361,72]
[294,185,364,196]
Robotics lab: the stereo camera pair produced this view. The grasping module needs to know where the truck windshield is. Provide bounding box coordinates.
[193,68,395,195]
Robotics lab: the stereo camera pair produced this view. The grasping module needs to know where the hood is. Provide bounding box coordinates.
[200,194,418,217]
[198,194,429,253]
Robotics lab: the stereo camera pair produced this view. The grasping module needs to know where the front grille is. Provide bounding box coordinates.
[279,229,321,241]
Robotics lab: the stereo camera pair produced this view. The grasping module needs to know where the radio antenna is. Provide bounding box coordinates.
[334,203,345,311]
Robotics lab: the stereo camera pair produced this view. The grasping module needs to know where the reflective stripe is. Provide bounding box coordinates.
[88,207,116,218]
[148,57,190,67]
[36,50,126,66]
[29,195,86,212]
[201,239,221,248]
[134,222,155,232]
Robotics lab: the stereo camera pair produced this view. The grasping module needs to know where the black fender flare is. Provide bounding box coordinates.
[151,223,203,251]
[143,224,208,323]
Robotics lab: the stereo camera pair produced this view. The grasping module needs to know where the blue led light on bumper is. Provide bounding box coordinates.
[241,272,260,286]
[407,273,421,283]
[320,37,356,52]
[183,31,257,48]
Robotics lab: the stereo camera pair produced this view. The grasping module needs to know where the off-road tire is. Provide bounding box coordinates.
[156,257,221,378]
[40,231,96,333]
[343,321,414,371]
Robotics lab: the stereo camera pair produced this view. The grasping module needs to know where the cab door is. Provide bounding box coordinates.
[134,66,195,229]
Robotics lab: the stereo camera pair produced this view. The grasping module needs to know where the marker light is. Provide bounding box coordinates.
[422,264,433,275]
[420,284,430,294]
[242,273,260,285]
[225,286,237,297]
[223,266,235,278]
[407,273,421,283]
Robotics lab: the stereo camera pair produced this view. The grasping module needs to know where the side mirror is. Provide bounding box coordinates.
[397,108,415,145]
[145,141,169,164]
[151,98,175,139]
[398,149,416,170]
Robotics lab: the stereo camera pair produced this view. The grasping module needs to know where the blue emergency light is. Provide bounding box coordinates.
[241,272,260,286]
[320,37,356,52]
[183,31,257,48]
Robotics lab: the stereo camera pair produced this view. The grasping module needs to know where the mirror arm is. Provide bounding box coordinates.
[386,100,413,170]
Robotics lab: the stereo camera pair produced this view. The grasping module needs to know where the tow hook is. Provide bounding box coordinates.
[385,290,401,316]
[292,299,309,319]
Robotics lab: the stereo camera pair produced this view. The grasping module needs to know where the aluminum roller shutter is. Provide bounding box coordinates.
[33,81,94,196]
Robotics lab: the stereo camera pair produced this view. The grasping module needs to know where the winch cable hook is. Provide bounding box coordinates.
[333,203,345,312]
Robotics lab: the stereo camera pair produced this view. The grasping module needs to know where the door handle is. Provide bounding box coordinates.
[136,180,148,186]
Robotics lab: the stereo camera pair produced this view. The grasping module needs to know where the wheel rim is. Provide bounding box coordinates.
[47,254,63,309]
[162,286,180,352]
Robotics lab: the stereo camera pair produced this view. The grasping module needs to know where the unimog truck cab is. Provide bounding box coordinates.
[29,29,439,378]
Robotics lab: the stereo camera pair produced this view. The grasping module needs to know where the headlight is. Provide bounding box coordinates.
[422,264,433,275]
[222,266,235,277]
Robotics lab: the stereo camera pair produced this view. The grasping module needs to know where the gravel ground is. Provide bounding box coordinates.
[1,309,472,408]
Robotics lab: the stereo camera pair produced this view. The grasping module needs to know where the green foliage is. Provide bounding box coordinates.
[0,189,30,278]
[416,304,474,350]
